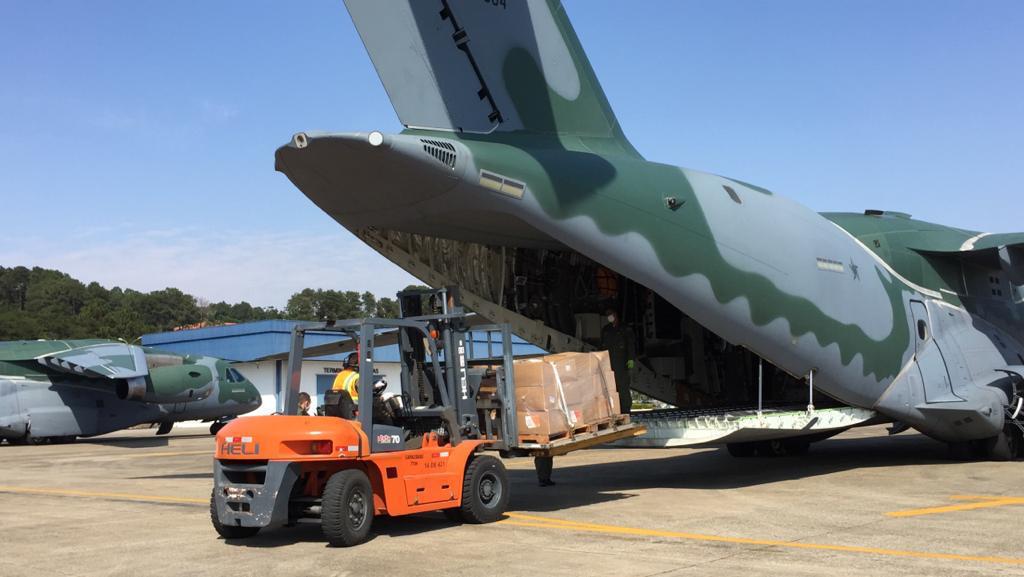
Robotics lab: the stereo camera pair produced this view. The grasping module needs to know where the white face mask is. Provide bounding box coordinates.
[607,315,616,323]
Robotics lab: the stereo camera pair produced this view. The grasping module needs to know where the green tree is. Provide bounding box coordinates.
[285,289,365,320]
[376,297,399,318]
[0,266,31,310]
[360,291,377,317]
[285,288,318,319]
[137,288,200,330]
[0,265,395,340]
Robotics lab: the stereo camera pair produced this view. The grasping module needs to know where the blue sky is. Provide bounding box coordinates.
[1,1,1021,307]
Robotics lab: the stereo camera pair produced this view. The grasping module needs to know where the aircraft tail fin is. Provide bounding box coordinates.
[343,0,636,152]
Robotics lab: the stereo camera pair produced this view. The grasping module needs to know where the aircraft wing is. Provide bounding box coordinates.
[36,342,149,380]
[908,231,1024,253]
[912,231,1024,285]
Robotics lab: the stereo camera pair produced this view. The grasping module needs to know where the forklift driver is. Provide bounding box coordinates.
[332,353,360,410]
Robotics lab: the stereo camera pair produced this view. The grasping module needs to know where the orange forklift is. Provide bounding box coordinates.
[211,287,522,546]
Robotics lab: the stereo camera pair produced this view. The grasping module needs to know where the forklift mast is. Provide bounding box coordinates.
[282,286,518,453]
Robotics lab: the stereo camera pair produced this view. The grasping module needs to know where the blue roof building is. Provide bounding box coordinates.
[141,320,544,362]
[141,321,545,414]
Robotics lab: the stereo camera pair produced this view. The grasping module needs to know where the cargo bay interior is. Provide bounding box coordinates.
[358,229,830,413]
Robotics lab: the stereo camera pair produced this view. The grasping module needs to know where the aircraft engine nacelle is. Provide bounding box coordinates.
[115,365,215,404]
[116,377,147,401]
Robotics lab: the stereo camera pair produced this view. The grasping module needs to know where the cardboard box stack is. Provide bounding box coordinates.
[513,351,621,441]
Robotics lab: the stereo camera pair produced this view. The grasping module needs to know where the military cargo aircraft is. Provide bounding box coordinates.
[274,1,1023,459]
[0,340,261,444]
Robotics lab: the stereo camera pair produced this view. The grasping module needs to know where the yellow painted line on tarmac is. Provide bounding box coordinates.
[5,486,1023,566]
[886,495,1024,518]
[0,486,207,506]
[502,512,1024,566]
[950,494,1024,501]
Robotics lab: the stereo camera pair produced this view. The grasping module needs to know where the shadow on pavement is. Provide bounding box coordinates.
[217,432,964,546]
[79,433,211,448]
[221,513,462,548]
[509,432,953,512]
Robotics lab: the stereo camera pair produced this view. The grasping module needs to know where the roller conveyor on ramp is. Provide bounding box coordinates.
[613,405,881,448]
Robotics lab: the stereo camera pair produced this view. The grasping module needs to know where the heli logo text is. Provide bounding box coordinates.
[221,436,260,456]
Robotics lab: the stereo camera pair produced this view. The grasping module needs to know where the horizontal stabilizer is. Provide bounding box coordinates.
[36,343,149,380]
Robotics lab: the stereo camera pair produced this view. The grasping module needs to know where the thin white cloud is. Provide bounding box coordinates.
[87,107,151,132]
[197,99,240,123]
[0,227,421,308]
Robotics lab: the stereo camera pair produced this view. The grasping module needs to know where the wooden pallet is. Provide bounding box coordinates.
[515,420,646,457]
[517,414,633,446]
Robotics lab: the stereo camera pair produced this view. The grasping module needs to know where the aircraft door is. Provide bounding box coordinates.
[910,300,960,403]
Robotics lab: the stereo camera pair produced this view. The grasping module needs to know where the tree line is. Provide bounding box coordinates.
[0,266,414,341]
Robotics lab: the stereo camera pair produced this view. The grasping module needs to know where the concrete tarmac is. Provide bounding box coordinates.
[1,425,1022,577]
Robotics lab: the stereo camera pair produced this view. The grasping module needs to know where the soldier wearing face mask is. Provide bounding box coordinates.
[600,308,636,414]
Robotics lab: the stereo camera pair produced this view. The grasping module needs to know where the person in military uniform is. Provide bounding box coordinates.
[534,456,555,487]
[600,308,636,414]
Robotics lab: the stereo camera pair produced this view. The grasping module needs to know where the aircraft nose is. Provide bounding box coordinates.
[249,387,263,408]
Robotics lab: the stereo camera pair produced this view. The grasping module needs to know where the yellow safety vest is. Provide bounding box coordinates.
[332,369,360,403]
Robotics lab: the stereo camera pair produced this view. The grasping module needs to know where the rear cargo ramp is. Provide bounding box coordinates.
[616,405,879,448]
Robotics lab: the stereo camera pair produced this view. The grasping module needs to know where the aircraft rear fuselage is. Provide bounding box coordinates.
[277,130,1022,443]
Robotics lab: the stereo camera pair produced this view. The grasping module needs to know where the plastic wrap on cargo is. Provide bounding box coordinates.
[513,351,620,440]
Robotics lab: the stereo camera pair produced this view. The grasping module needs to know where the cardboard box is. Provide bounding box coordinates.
[516,387,561,412]
[513,351,622,441]
[517,409,569,438]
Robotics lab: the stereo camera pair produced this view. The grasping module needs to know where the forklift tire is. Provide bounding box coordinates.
[459,455,509,524]
[322,469,374,547]
[209,490,260,540]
